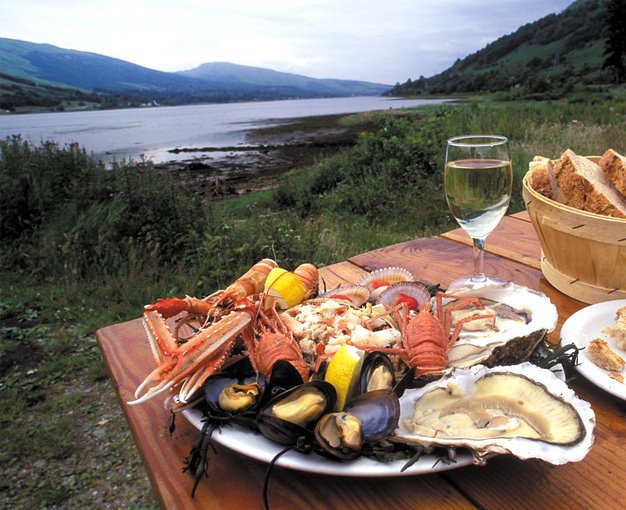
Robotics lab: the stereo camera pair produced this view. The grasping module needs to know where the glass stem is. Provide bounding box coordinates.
[471,237,486,283]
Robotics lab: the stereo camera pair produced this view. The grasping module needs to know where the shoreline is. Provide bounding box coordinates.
[152,113,376,197]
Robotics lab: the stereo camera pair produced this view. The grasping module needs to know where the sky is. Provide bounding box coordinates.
[1,0,575,84]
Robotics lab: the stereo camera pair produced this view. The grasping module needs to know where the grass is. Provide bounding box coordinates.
[1,91,625,508]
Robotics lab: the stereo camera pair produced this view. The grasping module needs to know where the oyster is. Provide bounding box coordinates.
[442,282,558,368]
[394,363,595,465]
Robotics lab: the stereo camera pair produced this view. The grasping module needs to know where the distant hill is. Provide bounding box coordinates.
[0,38,390,112]
[178,62,390,97]
[390,0,617,98]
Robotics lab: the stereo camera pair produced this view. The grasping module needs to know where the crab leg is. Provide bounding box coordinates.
[128,310,253,405]
[142,310,180,364]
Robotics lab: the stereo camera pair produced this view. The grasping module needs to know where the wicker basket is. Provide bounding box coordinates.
[522,161,626,304]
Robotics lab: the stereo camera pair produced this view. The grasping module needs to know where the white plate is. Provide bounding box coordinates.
[182,407,473,477]
[561,299,626,401]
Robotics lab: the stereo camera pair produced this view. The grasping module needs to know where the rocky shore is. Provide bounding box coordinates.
[153,113,373,197]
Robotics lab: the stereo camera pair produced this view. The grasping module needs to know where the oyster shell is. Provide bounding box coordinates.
[393,363,595,465]
[443,282,558,368]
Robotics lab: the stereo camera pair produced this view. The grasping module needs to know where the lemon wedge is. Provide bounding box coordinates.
[264,267,306,309]
[324,345,365,411]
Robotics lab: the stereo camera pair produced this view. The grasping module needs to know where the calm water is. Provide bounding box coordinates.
[0,96,448,163]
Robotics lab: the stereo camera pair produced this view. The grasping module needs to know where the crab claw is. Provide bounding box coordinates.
[128,309,254,406]
[145,296,213,319]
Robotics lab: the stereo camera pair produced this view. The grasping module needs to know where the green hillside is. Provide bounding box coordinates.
[0,38,389,113]
[390,0,623,98]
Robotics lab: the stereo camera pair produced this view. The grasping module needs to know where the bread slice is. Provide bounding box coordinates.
[598,149,626,197]
[552,149,626,218]
[528,157,553,198]
[603,305,626,351]
[587,338,625,372]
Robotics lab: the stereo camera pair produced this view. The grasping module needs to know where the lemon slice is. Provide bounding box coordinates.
[324,345,365,411]
[264,267,306,309]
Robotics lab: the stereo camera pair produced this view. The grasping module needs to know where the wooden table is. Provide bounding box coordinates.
[97,211,626,510]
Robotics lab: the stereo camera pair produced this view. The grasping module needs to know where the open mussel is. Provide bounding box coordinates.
[203,358,266,415]
[257,380,337,445]
[314,389,400,459]
[359,352,396,394]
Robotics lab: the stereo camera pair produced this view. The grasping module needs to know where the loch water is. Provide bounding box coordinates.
[0,96,450,164]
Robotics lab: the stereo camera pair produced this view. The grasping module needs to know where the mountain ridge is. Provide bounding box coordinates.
[0,38,390,112]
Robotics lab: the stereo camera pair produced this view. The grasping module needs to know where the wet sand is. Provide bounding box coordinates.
[153,113,373,197]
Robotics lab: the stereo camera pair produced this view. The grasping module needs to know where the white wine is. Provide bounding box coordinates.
[444,158,512,239]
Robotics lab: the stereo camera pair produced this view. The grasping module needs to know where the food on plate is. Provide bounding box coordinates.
[357,266,415,301]
[528,148,626,218]
[324,345,365,411]
[586,338,625,372]
[314,389,400,460]
[131,261,595,499]
[129,259,318,405]
[442,282,557,369]
[264,267,307,309]
[320,284,371,306]
[608,371,624,384]
[602,305,626,350]
[393,363,595,465]
[598,148,626,196]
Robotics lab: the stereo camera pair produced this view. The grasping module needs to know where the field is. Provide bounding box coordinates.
[1,92,625,509]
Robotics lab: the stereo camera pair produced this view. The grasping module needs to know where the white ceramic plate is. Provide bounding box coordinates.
[182,407,473,477]
[561,299,626,401]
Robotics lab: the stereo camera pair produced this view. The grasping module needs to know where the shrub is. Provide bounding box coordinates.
[0,138,206,278]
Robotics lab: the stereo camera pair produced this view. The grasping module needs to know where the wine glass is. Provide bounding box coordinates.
[444,135,512,290]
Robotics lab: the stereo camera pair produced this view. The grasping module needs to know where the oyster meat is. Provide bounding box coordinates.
[393,362,595,465]
[443,282,558,368]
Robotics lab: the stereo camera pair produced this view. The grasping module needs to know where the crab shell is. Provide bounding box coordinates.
[442,282,558,369]
[393,362,595,465]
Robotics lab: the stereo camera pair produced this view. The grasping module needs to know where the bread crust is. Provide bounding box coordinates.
[598,149,626,197]
[528,157,553,199]
[587,338,625,372]
[552,149,626,218]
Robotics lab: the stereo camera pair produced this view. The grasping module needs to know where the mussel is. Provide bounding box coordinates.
[359,352,396,394]
[257,380,337,445]
[203,358,265,415]
[314,389,400,459]
[264,359,304,400]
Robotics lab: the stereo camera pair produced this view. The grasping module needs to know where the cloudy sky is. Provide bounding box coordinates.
[1,0,574,84]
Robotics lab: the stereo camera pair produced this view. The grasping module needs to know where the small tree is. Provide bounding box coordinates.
[603,0,626,83]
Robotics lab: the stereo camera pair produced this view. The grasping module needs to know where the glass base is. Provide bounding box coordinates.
[446,275,509,292]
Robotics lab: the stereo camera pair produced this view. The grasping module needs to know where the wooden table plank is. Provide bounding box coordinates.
[318,260,368,290]
[440,215,542,269]
[512,210,531,222]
